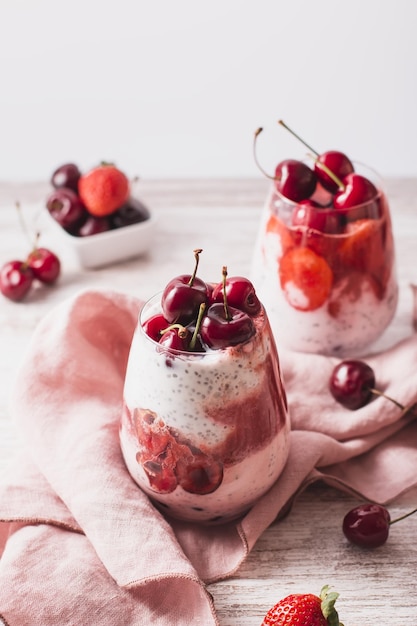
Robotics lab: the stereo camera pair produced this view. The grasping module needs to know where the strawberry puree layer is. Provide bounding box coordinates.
[251,188,398,356]
[121,297,290,523]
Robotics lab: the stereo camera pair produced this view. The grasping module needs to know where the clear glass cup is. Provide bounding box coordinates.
[251,165,398,356]
[120,293,290,524]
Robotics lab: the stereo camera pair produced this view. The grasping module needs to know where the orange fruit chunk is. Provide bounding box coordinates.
[279,247,333,311]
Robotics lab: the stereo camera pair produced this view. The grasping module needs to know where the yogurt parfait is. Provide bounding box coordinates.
[251,122,398,356]
[121,252,290,523]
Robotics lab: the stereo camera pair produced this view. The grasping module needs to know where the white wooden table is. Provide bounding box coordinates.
[1,178,417,624]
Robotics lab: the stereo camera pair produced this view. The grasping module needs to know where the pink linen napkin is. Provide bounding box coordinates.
[1,289,417,625]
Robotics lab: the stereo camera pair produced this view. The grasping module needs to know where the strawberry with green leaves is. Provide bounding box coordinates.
[261,585,344,626]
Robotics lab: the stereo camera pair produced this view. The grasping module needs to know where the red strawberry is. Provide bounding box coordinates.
[261,585,343,626]
[279,247,333,311]
[78,163,130,216]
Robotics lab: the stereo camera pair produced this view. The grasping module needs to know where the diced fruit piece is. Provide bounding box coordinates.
[78,163,130,217]
[279,247,333,311]
[176,451,223,495]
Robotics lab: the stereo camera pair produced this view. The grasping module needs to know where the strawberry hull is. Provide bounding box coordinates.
[120,293,290,524]
[251,175,398,357]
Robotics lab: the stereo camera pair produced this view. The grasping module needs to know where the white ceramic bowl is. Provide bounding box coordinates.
[45,198,157,269]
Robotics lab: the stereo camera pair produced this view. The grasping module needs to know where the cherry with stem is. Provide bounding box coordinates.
[343,502,417,548]
[278,119,347,192]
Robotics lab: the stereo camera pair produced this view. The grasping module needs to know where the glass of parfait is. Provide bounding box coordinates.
[120,258,290,524]
[250,162,398,357]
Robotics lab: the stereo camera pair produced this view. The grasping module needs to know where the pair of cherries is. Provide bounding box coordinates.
[254,120,378,234]
[329,358,416,548]
[0,204,61,302]
[143,249,261,351]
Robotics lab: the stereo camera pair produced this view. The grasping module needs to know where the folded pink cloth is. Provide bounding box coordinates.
[1,289,417,625]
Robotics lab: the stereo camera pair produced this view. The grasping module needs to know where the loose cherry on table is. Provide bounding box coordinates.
[27,245,61,284]
[0,260,34,301]
[0,204,61,302]
[161,248,209,325]
[343,502,417,548]
[200,266,255,349]
[329,359,410,412]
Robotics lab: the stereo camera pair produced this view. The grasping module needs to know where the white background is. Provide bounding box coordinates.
[1,0,416,182]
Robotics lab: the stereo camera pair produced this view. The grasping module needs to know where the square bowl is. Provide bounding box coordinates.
[44,198,157,269]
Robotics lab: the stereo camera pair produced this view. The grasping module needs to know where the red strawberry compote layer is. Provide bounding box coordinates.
[251,184,398,356]
[120,292,290,524]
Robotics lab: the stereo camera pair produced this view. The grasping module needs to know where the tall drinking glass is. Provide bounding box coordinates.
[120,293,290,524]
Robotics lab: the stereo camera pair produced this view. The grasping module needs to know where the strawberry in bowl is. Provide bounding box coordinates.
[45,161,156,268]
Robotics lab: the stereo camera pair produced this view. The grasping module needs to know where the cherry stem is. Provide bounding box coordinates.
[221,266,232,321]
[278,120,319,156]
[190,302,206,350]
[369,388,405,410]
[188,248,203,287]
[15,201,37,250]
[390,507,417,526]
[253,128,279,182]
[160,324,188,339]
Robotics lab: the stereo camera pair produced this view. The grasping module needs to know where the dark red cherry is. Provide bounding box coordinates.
[211,276,261,316]
[161,249,209,325]
[200,302,255,349]
[111,198,149,229]
[46,188,87,233]
[329,359,376,410]
[343,503,391,548]
[176,451,223,495]
[142,313,170,342]
[50,162,81,193]
[159,326,192,351]
[78,215,111,237]
[291,200,342,234]
[27,247,61,284]
[275,159,317,202]
[314,151,354,193]
[334,173,378,210]
[0,260,34,301]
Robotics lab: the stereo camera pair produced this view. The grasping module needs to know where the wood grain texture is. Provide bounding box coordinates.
[1,178,417,624]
